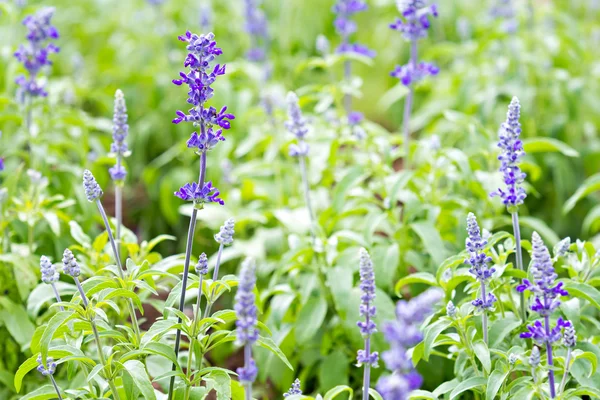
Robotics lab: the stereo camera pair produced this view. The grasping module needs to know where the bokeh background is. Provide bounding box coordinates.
[1,0,600,398]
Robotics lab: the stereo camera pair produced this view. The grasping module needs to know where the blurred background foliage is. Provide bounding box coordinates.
[1,0,600,398]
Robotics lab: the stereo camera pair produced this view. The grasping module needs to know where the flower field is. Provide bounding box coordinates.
[1,0,600,399]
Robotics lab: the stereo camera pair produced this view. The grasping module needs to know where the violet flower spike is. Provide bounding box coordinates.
[376,288,443,400]
[517,232,570,399]
[244,0,269,63]
[465,213,496,344]
[36,355,62,400]
[235,258,258,400]
[40,256,63,311]
[559,324,576,394]
[284,379,303,397]
[357,248,379,400]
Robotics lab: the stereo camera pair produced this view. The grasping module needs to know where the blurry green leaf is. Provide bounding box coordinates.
[323,384,352,400]
[123,360,156,400]
[563,173,600,214]
[411,221,450,266]
[368,388,383,400]
[295,293,327,345]
[523,137,579,157]
[20,384,63,400]
[204,369,231,400]
[0,297,36,348]
[395,272,438,295]
[518,216,560,245]
[488,315,520,348]
[40,311,75,363]
[69,221,91,248]
[561,281,600,310]
[486,369,509,400]
[257,336,293,371]
[473,340,491,373]
[332,167,365,212]
[449,376,487,399]
[423,319,452,360]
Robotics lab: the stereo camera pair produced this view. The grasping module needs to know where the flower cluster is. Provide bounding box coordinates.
[333,0,375,57]
[14,8,60,101]
[235,258,259,383]
[174,181,223,206]
[465,213,496,310]
[563,325,576,348]
[109,89,129,181]
[40,256,59,284]
[357,248,379,366]
[284,379,302,397]
[215,218,235,245]
[244,0,269,62]
[62,249,80,277]
[83,169,103,202]
[389,1,439,87]
[491,97,527,208]
[285,92,310,157]
[490,0,517,33]
[195,253,208,275]
[36,355,57,376]
[377,288,443,400]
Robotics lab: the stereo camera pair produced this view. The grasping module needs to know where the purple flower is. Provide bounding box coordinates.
[14,7,59,101]
[529,346,541,366]
[62,249,80,277]
[333,0,375,58]
[40,256,59,284]
[0,157,4,171]
[491,97,527,208]
[215,218,235,245]
[174,181,224,206]
[390,62,439,86]
[377,288,443,400]
[357,248,379,367]
[285,92,310,157]
[490,0,518,33]
[83,169,103,202]
[186,128,225,151]
[465,213,496,310]
[348,111,364,125]
[562,325,576,348]
[244,0,269,62]
[235,258,259,384]
[109,89,129,181]
[36,355,57,376]
[284,379,302,397]
[195,253,208,275]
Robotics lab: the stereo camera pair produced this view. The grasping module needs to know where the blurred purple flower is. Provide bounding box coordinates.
[174,181,224,205]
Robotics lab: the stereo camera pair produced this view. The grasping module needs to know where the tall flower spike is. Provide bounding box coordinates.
[62,249,80,277]
[196,253,208,275]
[109,89,129,181]
[333,0,374,57]
[284,379,303,397]
[235,258,259,387]
[244,0,269,62]
[563,325,576,348]
[14,7,60,101]
[83,169,103,202]
[215,218,235,245]
[465,213,496,311]
[491,97,526,208]
[285,92,310,157]
[40,255,59,284]
[377,288,443,400]
[357,249,378,364]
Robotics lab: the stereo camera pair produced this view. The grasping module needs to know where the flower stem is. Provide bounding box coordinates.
[362,336,371,400]
[298,153,315,242]
[544,315,556,398]
[51,283,64,312]
[204,243,224,318]
[184,275,204,400]
[95,199,141,342]
[244,344,252,400]
[49,375,63,400]
[115,185,122,261]
[511,211,527,322]
[402,40,418,170]
[480,280,488,345]
[344,60,352,115]
[559,348,572,394]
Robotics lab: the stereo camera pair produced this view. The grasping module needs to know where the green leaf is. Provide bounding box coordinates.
[324,385,353,400]
[332,167,364,212]
[257,336,293,371]
[518,217,561,245]
[568,386,600,398]
[123,360,156,400]
[204,369,231,400]
[40,311,75,363]
[423,319,452,360]
[409,390,436,400]
[411,221,450,266]
[561,281,600,310]
[473,340,491,373]
[20,384,63,400]
[572,350,598,377]
[395,272,438,295]
[0,297,36,348]
[295,293,327,345]
[486,369,509,399]
[563,173,600,214]
[523,137,579,158]
[449,376,487,399]
[488,315,521,348]
[143,342,179,369]
[69,220,92,247]
[368,388,383,400]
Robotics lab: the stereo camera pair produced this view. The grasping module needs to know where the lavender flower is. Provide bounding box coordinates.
[40,256,59,284]
[517,232,570,398]
[186,128,225,151]
[284,379,302,397]
[36,355,56,376]
[530,346,540,367]
[215,218,235,245]
[490,0,518,33]
[465,213,496,314]
[244,0,269,62]
[389,1,439,86]
[357,249,378,364]
[109,89,129,181]
[491,97,526,208]
[14,8,59,101]
[446,300,456,317]
[554,237,571,259]
[562,325,576,348]
[377,288,443,400]
[195,253,208,275]
[174,181,224,206]
[333,0,374,57]
[285,92,310,157]
[62,249,80,277]
[0,157,4,171]
[83,169,103,202]
[235,258,258,391]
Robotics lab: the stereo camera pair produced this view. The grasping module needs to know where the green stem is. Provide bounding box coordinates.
[49,375,63,400]
[511,211,527,322]
[204,243,224,318]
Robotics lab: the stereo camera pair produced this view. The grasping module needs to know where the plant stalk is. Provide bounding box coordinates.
[480,280,488,345]
[204,243,224,318]
[559,348,572,395]
[544,315,556,398]
[49,375,63,400]
[402,40,418,169]
[51,283,64,312]
[362,336,371,400]
[244,344,252,400]
[511,211,527,322]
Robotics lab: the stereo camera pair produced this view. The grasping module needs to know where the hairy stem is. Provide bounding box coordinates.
[544,315,556,398]
[362,337,371,400]
[51,283,64,312]
[480,280,488,345]
[49,375,63,400]
[204,243,224,318]
[96,199,141,342]
[511,211,527,322]
[559,348,572,395]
